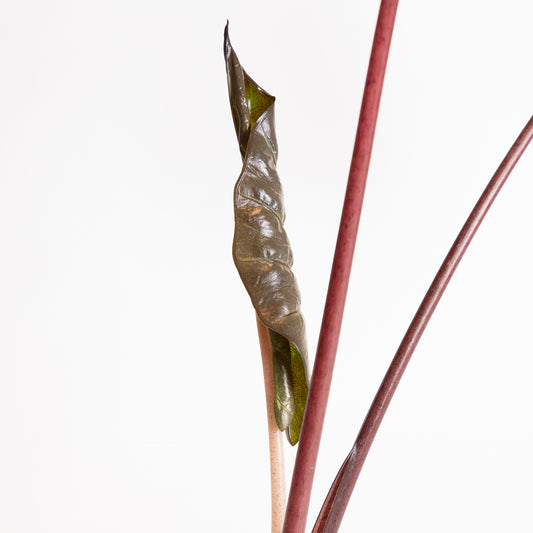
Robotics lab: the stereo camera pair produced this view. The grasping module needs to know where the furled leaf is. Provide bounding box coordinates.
[224,24,309,445]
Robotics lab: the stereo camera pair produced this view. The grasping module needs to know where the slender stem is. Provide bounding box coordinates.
[313,115,533,533]
[256,315,287,533]
[282,2,398,531]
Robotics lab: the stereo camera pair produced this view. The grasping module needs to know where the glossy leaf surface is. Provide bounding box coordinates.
[224,24,309,445]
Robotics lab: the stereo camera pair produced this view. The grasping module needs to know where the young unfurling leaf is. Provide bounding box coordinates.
[224,24,309,445]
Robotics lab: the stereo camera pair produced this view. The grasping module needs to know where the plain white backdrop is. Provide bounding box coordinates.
[1,1,533,531]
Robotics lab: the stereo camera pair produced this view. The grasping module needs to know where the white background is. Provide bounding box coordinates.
[1,1,533,531]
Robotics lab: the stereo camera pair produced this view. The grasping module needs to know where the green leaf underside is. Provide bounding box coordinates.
[225,24,309,445]
[269,329,309,445]
[244,73,273,131]
[288,337,308,445]
[269,329,295,431]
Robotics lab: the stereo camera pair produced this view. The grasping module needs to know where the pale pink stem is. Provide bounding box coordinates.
[256,315,287,533]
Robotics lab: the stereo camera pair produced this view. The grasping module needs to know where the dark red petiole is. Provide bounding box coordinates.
[282,1,399,531]
[313,114,533,533]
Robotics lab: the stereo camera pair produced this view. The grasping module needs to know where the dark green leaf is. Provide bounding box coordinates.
[224,24,309,445]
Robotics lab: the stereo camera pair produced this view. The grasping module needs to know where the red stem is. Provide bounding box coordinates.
[312,114,533,533]
[282,2,399,532]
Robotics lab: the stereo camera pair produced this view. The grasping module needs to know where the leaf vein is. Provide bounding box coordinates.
[239,194,284,225]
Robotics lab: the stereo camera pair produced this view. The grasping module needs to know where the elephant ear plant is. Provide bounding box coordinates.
[224,3,533,533]
[224,23,310,531]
